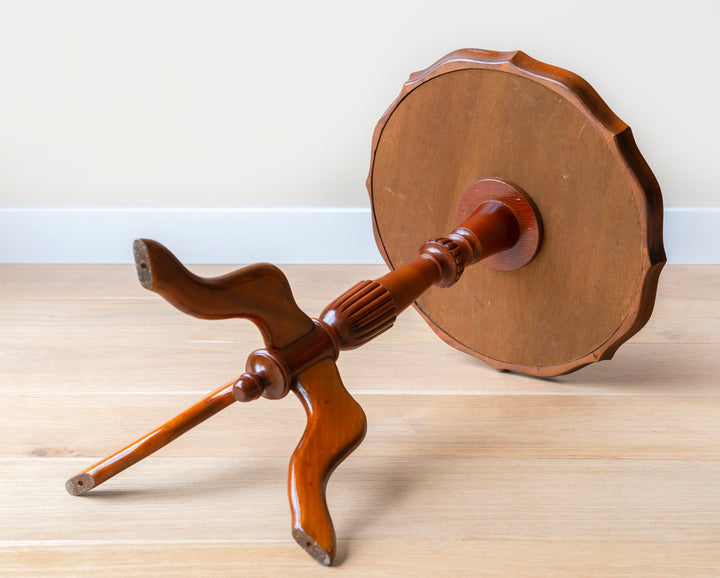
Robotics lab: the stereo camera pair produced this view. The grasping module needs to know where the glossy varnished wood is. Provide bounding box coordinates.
[289,359,367,565]
[65,189,527,563]
[65,381,237,496]
[58,49,668,567]
[455,178,542,271]
[1,264,719,576]
[369,49,665,375]
[65,241,371,564]
[133,239,314,349]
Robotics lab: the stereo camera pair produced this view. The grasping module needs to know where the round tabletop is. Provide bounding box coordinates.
[368,49,665,376]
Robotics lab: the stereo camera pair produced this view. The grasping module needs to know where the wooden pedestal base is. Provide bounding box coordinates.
[67,189,540,564]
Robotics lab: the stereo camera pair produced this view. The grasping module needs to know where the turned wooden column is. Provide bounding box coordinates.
[232,178,541,402]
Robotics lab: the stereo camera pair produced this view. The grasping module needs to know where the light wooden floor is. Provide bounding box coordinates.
[1,264,719,576]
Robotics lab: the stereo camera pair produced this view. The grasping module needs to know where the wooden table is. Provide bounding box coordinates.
[1,264,719,576]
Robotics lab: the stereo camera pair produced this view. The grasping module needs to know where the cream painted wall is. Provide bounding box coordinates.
[0,0,718,209]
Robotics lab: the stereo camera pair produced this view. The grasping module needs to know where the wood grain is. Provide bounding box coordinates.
[99,195,558,565]
[4,458,720,543]
[7,394,720,460]
[369,49,665,376]
[2,541,717,577]
[1,264,719,575]
[289,359,367,565]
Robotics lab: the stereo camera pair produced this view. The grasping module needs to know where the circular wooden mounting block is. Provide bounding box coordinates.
[368,49,666,377]
[456,178,542,271]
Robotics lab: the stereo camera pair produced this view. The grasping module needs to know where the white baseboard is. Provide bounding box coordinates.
[0,207,717,264]
[662,208,720,265]
[0,208,382,264]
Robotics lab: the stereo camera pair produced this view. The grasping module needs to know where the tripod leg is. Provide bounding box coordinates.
[288,358,367,566]
[66,381,237,496]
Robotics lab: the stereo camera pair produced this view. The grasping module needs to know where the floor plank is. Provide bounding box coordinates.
[3,458,720,543]
[5,394,720,460]
[2,541,718,577]
[1,264,719,576]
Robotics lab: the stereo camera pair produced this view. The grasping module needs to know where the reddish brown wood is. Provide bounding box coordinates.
[455,178,542,271]
[288,358,367,566]
[238,320,339,400]
[133,239,314,349]
[66,197,527,561]
[66,48,665,566]
[65,380,237,496]
[231,373,265,402]
[368,48,665,376]
[319,280,397,350]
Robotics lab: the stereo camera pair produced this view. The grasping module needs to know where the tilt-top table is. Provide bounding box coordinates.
[67,48,665,566]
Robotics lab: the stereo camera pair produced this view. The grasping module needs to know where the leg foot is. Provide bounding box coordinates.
[65,473,95,496]
[293,528,332,567]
